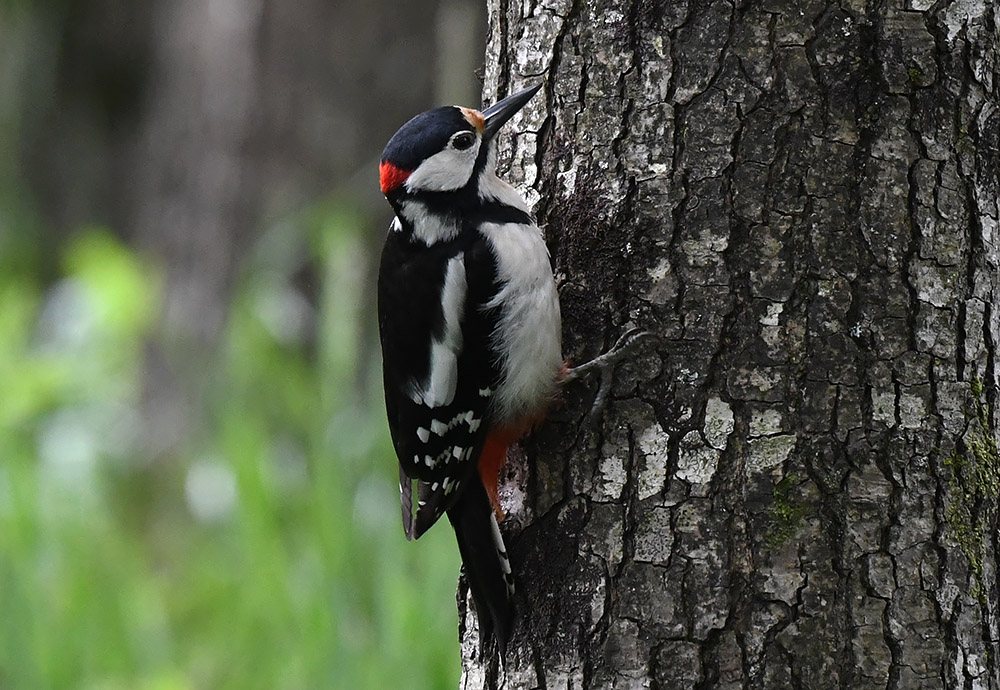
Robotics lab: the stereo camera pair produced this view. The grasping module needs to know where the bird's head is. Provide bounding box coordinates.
[379,83,542,200]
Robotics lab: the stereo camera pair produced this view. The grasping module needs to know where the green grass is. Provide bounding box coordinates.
[0,222,462,689]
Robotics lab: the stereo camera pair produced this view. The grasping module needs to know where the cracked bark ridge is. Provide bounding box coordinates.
[463,1,1000,688]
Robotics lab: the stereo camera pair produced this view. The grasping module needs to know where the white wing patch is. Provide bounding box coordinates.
[415,256,466,407]
[424,342,458,407]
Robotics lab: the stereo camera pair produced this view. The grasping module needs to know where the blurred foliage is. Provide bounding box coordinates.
[0,210,462,688]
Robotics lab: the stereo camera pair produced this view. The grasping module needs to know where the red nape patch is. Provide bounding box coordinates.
[478,426,526,520]
[379,161,411,194]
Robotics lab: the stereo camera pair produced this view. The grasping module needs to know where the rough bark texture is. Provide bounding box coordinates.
[463,1,1000,688]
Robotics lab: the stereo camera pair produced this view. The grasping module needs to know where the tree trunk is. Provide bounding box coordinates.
[464,1,1000,688]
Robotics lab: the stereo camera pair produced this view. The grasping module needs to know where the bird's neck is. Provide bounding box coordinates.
[474,169,531,214]
[390,168,533,246]
[395,197,463,245]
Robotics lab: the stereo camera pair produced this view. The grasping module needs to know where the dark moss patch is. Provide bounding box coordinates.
[943,378,1000,596]
[766,473,806,547]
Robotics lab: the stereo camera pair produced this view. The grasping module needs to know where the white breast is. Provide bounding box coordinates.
[478,221,563,424]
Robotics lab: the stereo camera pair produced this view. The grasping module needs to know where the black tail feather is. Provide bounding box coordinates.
[447,480,513,661]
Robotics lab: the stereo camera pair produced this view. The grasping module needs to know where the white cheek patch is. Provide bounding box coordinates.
[405,140,481,192]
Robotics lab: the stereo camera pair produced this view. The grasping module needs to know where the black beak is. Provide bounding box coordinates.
[482,83,542,141]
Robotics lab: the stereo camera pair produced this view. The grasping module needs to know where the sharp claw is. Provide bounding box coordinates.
[585,366,615,424]
[615,327,655,351]
[562,329,656,418]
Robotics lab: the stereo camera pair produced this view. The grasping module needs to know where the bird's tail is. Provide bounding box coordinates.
[447,478,514,660]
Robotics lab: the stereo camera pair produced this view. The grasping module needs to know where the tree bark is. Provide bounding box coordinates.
[465,1,1000,688]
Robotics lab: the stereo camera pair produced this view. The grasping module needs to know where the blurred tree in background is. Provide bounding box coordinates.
[1,1,484,687]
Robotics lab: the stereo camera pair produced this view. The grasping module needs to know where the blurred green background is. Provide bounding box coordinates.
[1,1,485,688]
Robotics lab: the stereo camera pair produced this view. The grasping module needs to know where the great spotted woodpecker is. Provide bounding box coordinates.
[377,83,646,658]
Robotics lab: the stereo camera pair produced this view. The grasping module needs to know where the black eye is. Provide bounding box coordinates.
[452,132,476,150]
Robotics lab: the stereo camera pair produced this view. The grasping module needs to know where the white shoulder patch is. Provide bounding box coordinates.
[417,255,466,407]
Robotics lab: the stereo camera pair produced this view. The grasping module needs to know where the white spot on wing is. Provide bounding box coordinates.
[425,410,482,440]
[416,427,430,443]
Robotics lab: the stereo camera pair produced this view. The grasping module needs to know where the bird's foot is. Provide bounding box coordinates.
[562,328,655,421]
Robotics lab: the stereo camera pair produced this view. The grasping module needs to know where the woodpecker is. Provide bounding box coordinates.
[376,83,647,659]
[377,82,555,657]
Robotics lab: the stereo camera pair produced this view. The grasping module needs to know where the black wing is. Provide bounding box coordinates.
[377,225,502,539]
